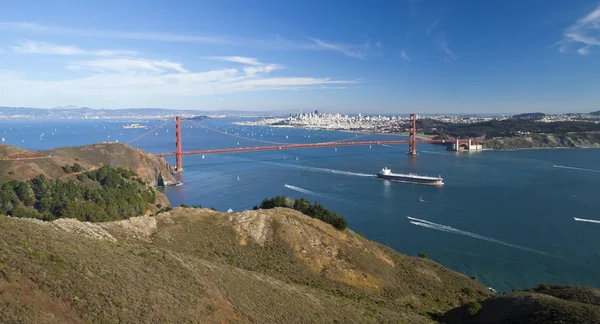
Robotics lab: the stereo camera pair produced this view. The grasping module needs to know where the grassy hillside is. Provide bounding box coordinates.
[442,285,600,323]
[0,143,176,187]
[0,207,492,323]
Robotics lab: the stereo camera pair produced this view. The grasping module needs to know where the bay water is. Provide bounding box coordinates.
[2,118,599,292]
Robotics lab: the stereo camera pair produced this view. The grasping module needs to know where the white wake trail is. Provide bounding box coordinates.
[553,165,600,173]
[407,216,549,256]
[283,183,329,198]
[574,217,600,224]
[266,161,375,178]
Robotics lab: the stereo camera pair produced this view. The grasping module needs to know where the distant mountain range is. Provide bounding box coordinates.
[0,107,279,120]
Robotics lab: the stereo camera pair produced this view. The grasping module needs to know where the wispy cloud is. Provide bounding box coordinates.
[439,41,457,60]
[426,20,440,36]
[0,22,373,59]
[67,59,188,73]
[308,38,367,59]
[201,56,283,76]
[203,56,263,65]
[11,40,137,56]
[558,5,600,55]
[401,50,410,61]
[0,56,357,104]
[0,22,229,44]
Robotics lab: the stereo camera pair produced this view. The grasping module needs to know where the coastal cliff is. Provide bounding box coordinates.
[483,132,600,150]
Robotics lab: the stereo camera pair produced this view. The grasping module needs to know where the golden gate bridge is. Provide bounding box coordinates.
[127,113,480,171]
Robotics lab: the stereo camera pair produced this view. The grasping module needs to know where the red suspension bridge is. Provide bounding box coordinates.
[127,114,480,171]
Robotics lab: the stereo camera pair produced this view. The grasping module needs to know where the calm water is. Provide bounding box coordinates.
[2,118,600,292]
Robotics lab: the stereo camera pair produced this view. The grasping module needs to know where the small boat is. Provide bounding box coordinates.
[377,167,443,186]
[419,196,426,203]
[296,157,299,160]
[202,155,205,159]
[122,123,147,129]
[1,138,4,142]
[334,148,337,151]
[175,182,184,186]
[237,176,240,181]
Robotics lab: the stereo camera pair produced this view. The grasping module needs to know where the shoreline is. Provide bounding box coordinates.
[233,122,600,152]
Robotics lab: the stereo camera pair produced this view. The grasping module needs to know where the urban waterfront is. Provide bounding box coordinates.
[2,118,600,293]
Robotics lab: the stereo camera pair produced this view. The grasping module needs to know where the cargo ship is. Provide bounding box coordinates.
[376,167,443,185]
[121,123,147,129]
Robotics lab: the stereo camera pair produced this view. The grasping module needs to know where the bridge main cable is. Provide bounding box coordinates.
[126,120,173,144]
[183,119,372,146]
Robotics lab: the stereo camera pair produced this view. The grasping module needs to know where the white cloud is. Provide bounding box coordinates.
[0,22,374,59]
[0,22,228,44]
[11,40,137,56]
[558,6,600,55]
[426,20,440,36]
[438,40,458,61]
[0,57,357,104]
[68,59,188,73]
[203,56,263,65]
[401,50,410,61]
[201,56,283,76]
[309,38,366,59]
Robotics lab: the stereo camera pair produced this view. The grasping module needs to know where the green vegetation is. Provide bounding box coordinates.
[0,165,156,222]
[419,118,600,139]
[418,252,428,258]
[466,301,482,316]
[255,196,347,230]
[61,163,84,174]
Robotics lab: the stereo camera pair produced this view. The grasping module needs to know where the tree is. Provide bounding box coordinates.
[466,301,482,316]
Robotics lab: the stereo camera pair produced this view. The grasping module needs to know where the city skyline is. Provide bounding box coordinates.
[0,0,599,113]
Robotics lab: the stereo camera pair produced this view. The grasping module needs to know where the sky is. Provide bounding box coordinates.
[0,0,599,114]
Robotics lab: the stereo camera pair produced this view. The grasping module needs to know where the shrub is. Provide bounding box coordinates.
[257,196,347,230]
[418,252,428,258]
[2,165,157,222]
[466,301,482,316]
[180,204,188,208]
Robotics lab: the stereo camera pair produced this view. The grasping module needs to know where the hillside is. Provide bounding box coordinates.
[0,143,177,187]
[0,207,491,323]
[442,285,600,323]
[483,132,600,150]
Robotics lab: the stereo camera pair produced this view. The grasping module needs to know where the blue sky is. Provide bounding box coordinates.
[0,0,599,113]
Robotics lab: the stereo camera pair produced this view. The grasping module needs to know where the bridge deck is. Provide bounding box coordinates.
[155,139,479,157]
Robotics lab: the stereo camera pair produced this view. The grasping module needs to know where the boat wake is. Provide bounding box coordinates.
[407,216,549,256]
[266,161,375,178]
[574,217,600,224]
[284,183,326,197]
[553,165,600,173]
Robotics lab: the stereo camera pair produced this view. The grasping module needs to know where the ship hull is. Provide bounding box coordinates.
[377,174,443,185]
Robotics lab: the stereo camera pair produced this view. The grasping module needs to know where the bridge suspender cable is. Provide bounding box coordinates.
[126,120,173,144]
[183,119,291,145]
[183,119,371,146]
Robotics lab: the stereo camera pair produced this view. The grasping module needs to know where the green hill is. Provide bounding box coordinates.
[0,207,491,323]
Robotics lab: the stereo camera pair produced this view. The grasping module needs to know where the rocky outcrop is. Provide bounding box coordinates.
[484,132,600,150]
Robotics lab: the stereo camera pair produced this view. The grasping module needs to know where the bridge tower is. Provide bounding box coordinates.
[407,113,417,155]
[175,116,183,171]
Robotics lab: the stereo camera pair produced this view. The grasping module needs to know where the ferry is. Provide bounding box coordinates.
[377,167,443,186]
[122,123,147,129]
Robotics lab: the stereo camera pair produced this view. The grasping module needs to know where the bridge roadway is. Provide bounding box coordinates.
[155,139,467,157]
